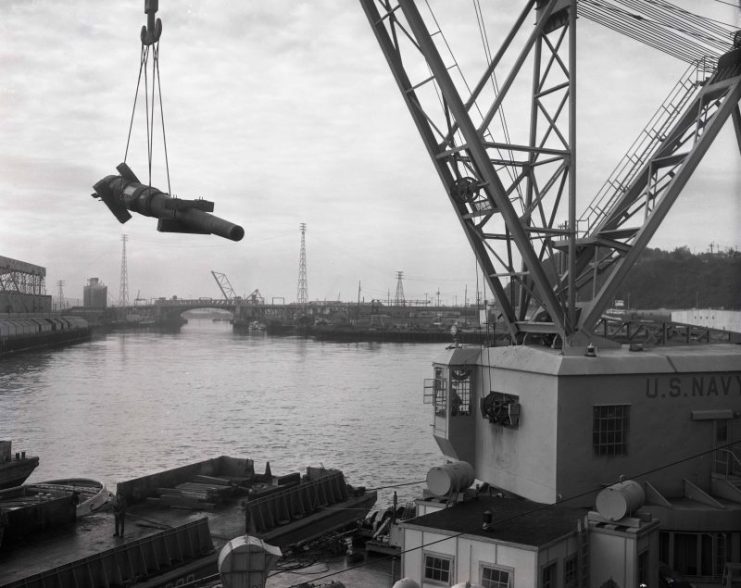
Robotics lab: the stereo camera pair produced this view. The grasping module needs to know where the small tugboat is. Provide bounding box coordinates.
[0,441,39,490]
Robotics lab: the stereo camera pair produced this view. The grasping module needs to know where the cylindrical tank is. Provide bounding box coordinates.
[393,579,421,588]
[595,480,645,521]
[426,461,475,497]
[218,535,282,588]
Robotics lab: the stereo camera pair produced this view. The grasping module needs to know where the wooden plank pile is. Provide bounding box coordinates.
[149,475,238,511]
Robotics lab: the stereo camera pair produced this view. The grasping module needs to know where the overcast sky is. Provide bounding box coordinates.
[1,1,738,306]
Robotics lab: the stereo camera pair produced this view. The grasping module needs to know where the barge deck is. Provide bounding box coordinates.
[0,456,376,587]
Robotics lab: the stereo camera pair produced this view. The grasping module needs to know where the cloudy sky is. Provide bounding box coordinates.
[1,1,738,306]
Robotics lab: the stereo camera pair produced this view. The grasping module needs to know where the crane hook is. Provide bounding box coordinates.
[140,0,163,46]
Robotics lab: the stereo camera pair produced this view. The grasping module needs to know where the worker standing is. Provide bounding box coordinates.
[112,493,127,537]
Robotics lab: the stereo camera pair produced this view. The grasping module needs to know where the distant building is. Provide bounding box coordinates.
[672,309,741,334]
[0,255,51,313]
[83,278,107,309]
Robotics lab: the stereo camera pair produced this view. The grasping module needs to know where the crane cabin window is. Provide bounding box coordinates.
[593,405,630,456]
[450,367,471,416]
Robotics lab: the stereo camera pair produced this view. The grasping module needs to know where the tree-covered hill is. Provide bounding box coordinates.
[612,247,740,310]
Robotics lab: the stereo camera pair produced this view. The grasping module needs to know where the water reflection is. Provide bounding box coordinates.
[0,319,443,506]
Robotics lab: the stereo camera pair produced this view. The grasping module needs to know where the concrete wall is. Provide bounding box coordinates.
[556,348,741,504]
[439,344,740,506]
[474,347,560,504]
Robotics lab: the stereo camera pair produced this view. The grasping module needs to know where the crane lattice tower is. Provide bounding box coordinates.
[395,271,405,306]
[119,234,129,307]
[297,223,308,305]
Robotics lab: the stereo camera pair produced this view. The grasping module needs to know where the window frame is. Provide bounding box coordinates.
[479,562,514,588]
[592,404,630,456]
[450,366,472,417]
[563,554,578,588]
[541,560,558,588]
[423,551,455,586]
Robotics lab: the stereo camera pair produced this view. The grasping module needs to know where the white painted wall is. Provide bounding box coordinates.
[672,309,741,333]
[475,347,560,504]
[403,527,578,588]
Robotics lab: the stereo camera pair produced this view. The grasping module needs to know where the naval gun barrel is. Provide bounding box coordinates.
[92,163,244,242]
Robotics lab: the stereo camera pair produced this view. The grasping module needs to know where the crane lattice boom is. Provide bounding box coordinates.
[360,0,741,347]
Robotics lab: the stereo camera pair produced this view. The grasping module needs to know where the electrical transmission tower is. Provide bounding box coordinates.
[297,223,308,305]
[119,234,129,307]
[395,271,405,306]
[57,280,65,310]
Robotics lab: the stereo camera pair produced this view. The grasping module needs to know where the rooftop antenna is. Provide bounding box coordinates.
[297,223,308,305]
[119,234,129,307]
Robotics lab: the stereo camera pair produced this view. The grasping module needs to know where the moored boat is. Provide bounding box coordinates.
[0,441,39,490]
[0,456,376,588]
[29,478,109,517]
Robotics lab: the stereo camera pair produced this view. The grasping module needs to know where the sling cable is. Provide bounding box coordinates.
[91,0,244,242]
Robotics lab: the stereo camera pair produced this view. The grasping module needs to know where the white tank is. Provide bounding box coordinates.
[426,461,475,496]
[595,480,645,521]
[393,579,421,588]
[218,535,282,588]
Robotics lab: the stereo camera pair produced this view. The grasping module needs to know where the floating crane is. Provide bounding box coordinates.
[361,3,741,585]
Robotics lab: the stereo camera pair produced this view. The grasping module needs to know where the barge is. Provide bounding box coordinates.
[0,441,39,490]
[0,314,90,357]
[0,456,376,588]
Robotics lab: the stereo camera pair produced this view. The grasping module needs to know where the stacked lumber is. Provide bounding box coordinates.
[149,475,236,511]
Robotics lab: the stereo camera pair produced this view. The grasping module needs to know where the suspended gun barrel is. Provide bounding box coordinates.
[92,164,244,242]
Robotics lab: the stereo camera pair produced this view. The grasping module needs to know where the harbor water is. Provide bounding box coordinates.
[0,318,443,507]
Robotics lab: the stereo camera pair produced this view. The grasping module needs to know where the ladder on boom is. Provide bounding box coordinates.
[578,60,711,236]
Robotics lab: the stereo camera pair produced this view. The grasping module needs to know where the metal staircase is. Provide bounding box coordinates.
[712,449,741,503]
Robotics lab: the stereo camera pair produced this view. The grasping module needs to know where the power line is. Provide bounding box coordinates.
[711,0,739,11]
[368,480,426,491]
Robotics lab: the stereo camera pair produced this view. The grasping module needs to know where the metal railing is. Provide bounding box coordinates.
[714,448,741,478]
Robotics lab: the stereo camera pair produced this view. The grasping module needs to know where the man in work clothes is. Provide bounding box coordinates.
[112,493,127,537]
